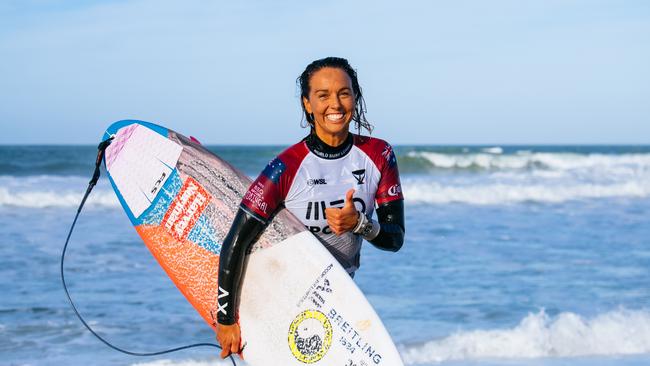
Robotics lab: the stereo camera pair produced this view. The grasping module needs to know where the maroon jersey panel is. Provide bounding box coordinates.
[354,136,404,205]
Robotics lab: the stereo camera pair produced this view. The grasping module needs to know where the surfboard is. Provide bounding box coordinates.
[102,120,404,366]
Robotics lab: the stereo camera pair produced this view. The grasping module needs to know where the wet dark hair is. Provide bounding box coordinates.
[297,57,373,134]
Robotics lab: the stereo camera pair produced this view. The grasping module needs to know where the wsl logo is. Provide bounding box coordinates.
[352,169,365,185]
[307,178,327,186]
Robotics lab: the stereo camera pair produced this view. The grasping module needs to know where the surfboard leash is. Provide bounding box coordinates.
[60,137,238,365]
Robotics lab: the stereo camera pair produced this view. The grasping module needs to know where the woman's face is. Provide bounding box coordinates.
[303,67,356,143]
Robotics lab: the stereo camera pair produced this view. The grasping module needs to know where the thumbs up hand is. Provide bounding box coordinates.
[325,189,360,235]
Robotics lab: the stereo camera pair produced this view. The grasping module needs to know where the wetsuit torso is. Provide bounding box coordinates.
[217,132,405,325]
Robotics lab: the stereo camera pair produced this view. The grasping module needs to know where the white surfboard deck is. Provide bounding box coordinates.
[102,120,404,366]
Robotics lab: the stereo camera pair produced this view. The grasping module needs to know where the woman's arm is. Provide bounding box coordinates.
[367,199,404,252]
[217,208,267,325]
[215,208,267,358]
[215,148,298,357]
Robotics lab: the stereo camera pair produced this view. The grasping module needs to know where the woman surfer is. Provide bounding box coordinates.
[215,57,405,359]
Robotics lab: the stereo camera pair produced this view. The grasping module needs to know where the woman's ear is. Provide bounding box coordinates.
[302,96,312,114]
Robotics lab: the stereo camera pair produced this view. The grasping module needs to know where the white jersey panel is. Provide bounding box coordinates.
[284,146,381,273]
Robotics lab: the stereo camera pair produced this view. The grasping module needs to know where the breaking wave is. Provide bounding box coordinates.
[400,308,650,363]
[128,309,650,365]
[1,174,649,207]
[398,150,650,204]
[0,187,119,208]
[401,151,650,172]
[0,175,119,208]
[403,180,650,205]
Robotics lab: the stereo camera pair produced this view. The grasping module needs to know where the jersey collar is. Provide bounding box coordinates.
[304,132,354,160]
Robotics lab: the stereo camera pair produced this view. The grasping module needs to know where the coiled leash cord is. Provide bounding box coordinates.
[60,138,236,365]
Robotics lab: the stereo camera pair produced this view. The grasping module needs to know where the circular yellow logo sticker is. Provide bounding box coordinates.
[288,310,333,363]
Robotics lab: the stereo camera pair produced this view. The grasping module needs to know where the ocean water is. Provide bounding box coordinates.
[1,144,649,366]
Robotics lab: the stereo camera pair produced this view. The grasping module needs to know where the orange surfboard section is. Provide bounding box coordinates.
[103,120,303,341]
[135,224,220,331]
[104,122,248,333]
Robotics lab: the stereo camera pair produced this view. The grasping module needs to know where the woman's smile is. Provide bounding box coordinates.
[326,113,345,122]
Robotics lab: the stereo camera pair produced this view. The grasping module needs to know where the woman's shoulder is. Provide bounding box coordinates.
[353,133,394,155]
[353,134,398,169]
[274,138,311,166]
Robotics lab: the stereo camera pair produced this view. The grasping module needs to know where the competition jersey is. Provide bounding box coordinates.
[240,132,403,273]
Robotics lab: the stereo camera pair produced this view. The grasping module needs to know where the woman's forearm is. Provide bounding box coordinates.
[217,208,267,325]
[369,199,405,252]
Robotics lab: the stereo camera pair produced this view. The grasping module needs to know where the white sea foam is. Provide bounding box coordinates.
[481,147,503,154]
[0,187,119,208]
[0,175,119,208]
[1,176,648,207]
[408,152,650,172]
[401,308,650,363]
[400,151,650,204]
[2,151,650,208]
[403,180,650,205]
[127,309,650,365]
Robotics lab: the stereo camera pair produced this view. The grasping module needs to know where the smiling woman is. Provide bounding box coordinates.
[215,57,406,359]
[298,57,373,140]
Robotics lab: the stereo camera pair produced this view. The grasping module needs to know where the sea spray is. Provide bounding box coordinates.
[400,308,650,364]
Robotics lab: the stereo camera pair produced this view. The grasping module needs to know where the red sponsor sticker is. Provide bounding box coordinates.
[161,177,211,240]
[242,181,269,217]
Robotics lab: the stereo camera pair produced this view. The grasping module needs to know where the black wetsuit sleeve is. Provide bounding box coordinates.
[217,207,267,325]
[369,199,405,252]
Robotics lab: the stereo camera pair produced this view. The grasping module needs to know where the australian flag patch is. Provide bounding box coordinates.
[262,157,286,184]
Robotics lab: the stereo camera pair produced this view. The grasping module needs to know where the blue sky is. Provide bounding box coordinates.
[1,0,648,145]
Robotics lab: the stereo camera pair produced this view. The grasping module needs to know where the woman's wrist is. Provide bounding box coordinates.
[352,211,380,240]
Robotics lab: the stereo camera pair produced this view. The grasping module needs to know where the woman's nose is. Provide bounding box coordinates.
[330,96,341,108]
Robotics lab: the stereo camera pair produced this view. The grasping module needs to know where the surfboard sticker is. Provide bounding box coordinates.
[105,124,182,218]
[288,309,333,363]
[161,176,212,241]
